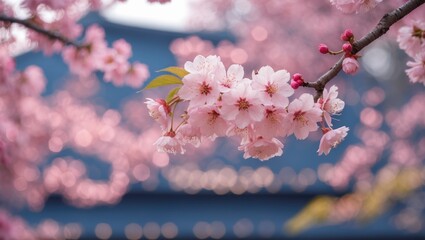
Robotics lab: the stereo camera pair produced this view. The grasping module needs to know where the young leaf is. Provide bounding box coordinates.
[166,86,181,103]
[158,67,189,79]
[143,74,183,90]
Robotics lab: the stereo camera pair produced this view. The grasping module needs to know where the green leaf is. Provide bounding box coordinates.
[143,74,183,90]
[166,86,181,103]
[158,67,189,79]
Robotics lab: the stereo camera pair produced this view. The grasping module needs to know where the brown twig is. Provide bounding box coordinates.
[304,0,425,101]
[0,14,84,48]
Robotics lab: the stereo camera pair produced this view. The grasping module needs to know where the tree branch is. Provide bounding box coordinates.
[304,0,425,101]
[0,14,84,48]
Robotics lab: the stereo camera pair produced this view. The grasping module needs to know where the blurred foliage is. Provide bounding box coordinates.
[286,166,424,234]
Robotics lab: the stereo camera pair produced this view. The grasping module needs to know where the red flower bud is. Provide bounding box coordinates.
[341,29,354,41]
[290,80,300,89]
[293,73,303,81]
[342,43,352,53]
[318,44,329,54]
[295,78,304,85]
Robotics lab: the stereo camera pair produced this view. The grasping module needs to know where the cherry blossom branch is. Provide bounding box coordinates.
[0,14,84,48]
[304,0,425,101]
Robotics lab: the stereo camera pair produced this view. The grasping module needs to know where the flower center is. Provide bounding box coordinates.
[265,109,278,123]
[199,82,212,95]
[207,110,220,124]
[412,25,424,39]
[236,98,251,111]
[293,110,308,126]
[265,83,277,97]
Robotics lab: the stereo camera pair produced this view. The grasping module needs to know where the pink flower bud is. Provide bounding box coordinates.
[342,57,359,75]
[290,80,300,89]
[318,44,329,54]
[341,29,354,41]
[295,78,304,85]
[344,29,354,38]
[342,43,352,53]
[293,73,303,81]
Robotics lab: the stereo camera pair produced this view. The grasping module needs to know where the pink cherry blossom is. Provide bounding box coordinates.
[62,25,108,77]
[355,0,382,13]
[144,98,170,129]
[342,57,360,75]
[406,52,425,85]
[287,93,322,140]
[216,63,244,92]
[251,66,294,108]
[176,123,202,147]
[187,105,229,140]
[102,49,130,86]
[318,85,345,126]
[184,55,221,75]
[0,47,15,79]
[330,0,359,14]
[397,20,425,58]
[254,106,288,139]
[318,126,349,155]
[20,65,46,96]
[220,79,264,129]
[330,0,382,14]
[28,14,83,55]
[126,62,150,88]
[113,39,132,59]
[178,72,220,109]
[239,137,283,161]
[154,132,185,154]
[102,39,133,86]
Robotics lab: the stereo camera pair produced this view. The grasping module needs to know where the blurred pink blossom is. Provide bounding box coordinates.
[330,0,382,14]
[406,52,425,85]
[62,25,108,77]
[20,66,46,96]
[126,62,150,88]
[397,19,425,58]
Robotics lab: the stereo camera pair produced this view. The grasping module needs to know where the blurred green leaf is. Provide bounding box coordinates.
[143,74,183,90]
[285,196,334,235]
[158,67,189,79]
[166,86,181,103]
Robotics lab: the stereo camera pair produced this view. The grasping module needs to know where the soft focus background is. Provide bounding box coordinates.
[3,0,425,239]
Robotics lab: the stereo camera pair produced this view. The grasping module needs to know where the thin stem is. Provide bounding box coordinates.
[304,0,425,101]
[0,14,84,48]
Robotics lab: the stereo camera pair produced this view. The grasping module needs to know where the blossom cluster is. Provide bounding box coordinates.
[397,19,425,85]
[146,55,349,160]
[62,25,150,88]
[329,0,382,14]
[0,0,150,89]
